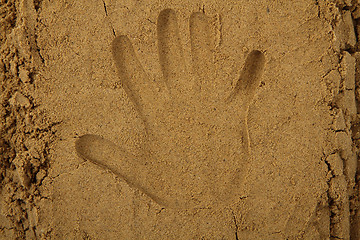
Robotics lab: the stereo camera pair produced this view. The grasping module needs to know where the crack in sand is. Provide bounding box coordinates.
[101,0,116,37]
[232,211,239,240]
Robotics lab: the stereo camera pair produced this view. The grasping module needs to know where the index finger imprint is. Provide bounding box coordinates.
[112,36,160,113]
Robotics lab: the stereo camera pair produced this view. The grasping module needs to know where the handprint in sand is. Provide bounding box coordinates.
[75,9,265,209]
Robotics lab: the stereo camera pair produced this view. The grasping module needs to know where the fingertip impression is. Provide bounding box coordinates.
[75,134,105,162]
[247,50,265,68]
[190,12,208,25]
[158,8,177,28]
[242,50,266,87]
[111,35,135,62]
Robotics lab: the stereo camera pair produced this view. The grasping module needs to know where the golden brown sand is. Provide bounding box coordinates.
[1,0,360,239]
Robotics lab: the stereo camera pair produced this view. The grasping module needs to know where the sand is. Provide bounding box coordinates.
[1,0,360,239]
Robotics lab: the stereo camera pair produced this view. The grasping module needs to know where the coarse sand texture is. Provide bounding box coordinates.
[1,0,360,239]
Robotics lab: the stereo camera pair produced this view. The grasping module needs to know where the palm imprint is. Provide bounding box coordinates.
[75,9,265,209]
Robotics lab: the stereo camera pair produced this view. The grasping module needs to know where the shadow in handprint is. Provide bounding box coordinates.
[75,9,265,209]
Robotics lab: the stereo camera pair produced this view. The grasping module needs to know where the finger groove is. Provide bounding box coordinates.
[75,134,168,206]
[228,50,265,104]
[157,9,185,88]
[112,36,157,112]
[75,134,139,180]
